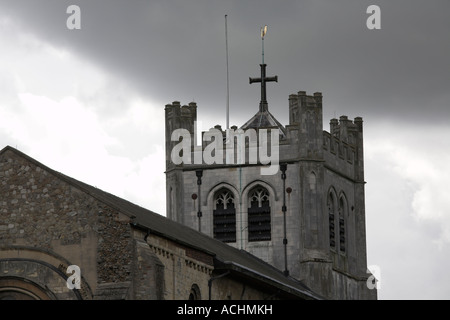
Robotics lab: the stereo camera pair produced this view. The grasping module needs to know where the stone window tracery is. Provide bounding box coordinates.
[213,189,236,243]
[328,189,347,254]
[339,196,346,253]
[248,187,271,242]
[328,190,336,249]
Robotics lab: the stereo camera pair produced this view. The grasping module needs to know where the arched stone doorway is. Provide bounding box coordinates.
[0,277,52,300]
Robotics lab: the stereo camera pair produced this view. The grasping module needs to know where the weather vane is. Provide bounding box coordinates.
[261,25,268,64]
[249,25,278,112]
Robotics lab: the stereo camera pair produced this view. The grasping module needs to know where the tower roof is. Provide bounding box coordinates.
[240,109,287,139]
[243,27,286,138]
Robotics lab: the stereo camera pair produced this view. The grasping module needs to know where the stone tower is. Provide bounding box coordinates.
[164,64,376,300]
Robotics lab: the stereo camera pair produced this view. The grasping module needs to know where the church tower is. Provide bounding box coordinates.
[164,30,376,300]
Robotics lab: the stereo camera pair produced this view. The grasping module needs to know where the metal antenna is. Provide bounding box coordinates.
[225,14,230,129]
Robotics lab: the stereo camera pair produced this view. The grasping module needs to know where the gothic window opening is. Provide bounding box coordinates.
[169,187,174,221]
[328,191,336,249]
[213,189,236,243]
[339,197,346,253]
[188,284,201,300]
[248,187,271,242]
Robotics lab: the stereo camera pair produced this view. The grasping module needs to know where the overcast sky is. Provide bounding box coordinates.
[0,0,449,300]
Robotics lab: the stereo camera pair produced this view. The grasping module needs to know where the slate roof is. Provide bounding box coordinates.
[240,110,287,139]
[0,145,323,300]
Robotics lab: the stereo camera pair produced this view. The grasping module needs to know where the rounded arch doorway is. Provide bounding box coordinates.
[0,277,52,300]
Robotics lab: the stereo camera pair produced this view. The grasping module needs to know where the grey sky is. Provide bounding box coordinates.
[1,0,450,300]
[2,0,449,125]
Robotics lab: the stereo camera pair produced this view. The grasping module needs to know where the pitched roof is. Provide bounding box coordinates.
[0,145,323,300]
[240,110,287,139]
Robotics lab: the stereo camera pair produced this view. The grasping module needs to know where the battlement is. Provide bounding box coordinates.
[168,120,281,176]
[323,116,364,181]
[165,97,364,180]
[329,116,363,144]
[165,101,197,128]
[323,131,356,164]
[288,91,322,126]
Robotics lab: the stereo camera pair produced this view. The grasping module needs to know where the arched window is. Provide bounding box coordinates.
[327,189,337,249]
[248,187,271,242]
[213,189,236,243]
[338,195,347,253]
[188,284,201,300]
[169,187,174,220]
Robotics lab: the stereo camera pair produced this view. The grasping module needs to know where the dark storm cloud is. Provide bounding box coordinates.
[1,0,449,126]
[2,0,450,300]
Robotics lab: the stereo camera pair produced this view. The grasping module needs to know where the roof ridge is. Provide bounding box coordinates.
[0,144,322,299]
[240,110,287,138]
[0,145,159,217]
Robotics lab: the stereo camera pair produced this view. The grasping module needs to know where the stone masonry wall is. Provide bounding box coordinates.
[0,148,134,298]
[144,233,214,300]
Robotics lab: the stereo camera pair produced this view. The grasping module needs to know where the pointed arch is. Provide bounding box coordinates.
[309,171,317,191]
[247,185,271,242]
[338,192,348,254]
[188,284,201,300]
[327,186,338,202]
[168,187,174,220]
[242,180,278,203]
[327,186,338,250]
[206,182,239,207]
[212,187,237,243]
[338,192,349,216]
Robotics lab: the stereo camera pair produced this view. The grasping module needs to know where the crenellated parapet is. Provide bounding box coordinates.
[287,91,324,160]
[165,101,197,168]
[323,116,364,181]
[163,88,373,299]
